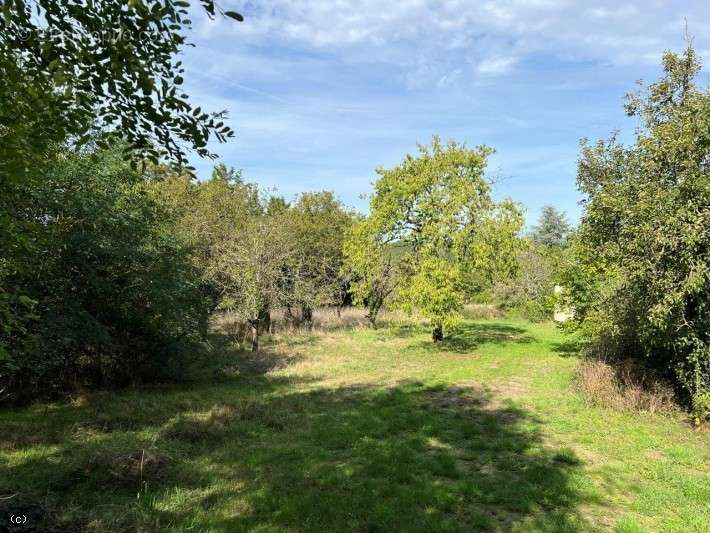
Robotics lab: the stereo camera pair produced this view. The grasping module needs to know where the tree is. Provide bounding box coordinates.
[1,0,241,174]
[530,205,572,248]
[207,212,294,352]
[155,165,280,350]
[342,218,400,327]
[287,191,352,326]
[354,136,522,341]
[562,44,710,410]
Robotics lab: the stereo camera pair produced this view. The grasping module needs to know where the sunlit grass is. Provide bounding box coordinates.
[1,317,708,531]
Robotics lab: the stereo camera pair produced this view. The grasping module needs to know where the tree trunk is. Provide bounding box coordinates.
[366,292,384,329]
[250,320,260,352]
[258,306,271,334]
[301,305,313,329]
[366,312,378,329]
[432,324,443,342]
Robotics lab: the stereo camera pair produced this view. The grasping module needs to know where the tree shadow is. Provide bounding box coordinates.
[206,332,307,378]
[550,340,584,358]
[0,332,307,452]
[415,322,535,354]
[1,376,599,531]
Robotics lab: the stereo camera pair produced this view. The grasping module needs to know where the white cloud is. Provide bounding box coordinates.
[180,0,710,223]
[476,56,518,75]
[199,1,708,72]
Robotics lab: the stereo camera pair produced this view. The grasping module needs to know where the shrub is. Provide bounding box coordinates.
[562,46,710,405]
[1,145,213,403]
[692,392,710,425]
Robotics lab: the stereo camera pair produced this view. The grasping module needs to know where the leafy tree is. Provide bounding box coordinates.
[207,211,294,352]
[530,205,572,248]
[342,218,401,327]
[562,44,710,409]
[1,0,240,173]
[287,191,353,326]
[353,136,522,341]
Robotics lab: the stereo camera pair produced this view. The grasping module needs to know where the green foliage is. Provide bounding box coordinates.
[1,144,212,403]
[494,244,555,321]
[692,391,710,424]
[208,209,295,350]
[0,1,243,398]
[562,44,710,404]
[396,255,463,339]
[154,172,354,348]
[0,0,240,173]
[342,218,400,326]
[347,136,523,339]
[492,203,574,322]
[287,191,353,319]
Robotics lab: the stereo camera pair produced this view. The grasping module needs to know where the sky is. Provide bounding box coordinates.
[181,0,710,226]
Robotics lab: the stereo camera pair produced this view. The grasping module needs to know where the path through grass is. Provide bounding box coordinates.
[1,319,708,531]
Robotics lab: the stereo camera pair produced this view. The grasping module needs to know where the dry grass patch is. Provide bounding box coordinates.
[575,359,676,414]
[462,303,506,320]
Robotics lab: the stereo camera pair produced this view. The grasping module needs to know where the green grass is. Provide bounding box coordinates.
[1,318,708,532]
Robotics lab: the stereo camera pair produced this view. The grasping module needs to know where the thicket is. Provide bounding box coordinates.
[560,45,710,414]
[1,146,213,402]
[1,0,244,403]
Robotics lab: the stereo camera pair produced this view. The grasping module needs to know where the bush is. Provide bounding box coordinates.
[0,145,213,403]
[692,392,710,425]
[562,46,710,405]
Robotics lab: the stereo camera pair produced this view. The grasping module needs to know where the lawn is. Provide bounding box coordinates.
[1,317,708,532]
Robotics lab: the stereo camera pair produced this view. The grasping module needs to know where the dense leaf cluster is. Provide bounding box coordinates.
[1,0,238,176]
[1,146,213,403]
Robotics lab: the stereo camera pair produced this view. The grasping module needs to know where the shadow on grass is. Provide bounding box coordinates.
[1,343,597,532]
[413,322,535,354]
[206,332,309,377]
[550,340,585,358]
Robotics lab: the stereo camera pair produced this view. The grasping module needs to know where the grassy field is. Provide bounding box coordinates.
[1,316,708,532]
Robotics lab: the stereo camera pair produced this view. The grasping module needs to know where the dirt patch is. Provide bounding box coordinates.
[426,384,488,410]
[79,448,173,487]
[483,377,531,410]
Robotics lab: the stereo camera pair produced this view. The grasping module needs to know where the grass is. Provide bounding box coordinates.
[1,316,708,532]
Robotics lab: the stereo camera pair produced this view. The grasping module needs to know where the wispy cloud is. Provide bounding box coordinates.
[182,1,710,224]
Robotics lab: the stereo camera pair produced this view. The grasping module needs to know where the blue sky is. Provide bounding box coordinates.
[181,1,709,226]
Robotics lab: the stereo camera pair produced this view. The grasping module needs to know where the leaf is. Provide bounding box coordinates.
[17,295,36,307]
[224,11,243,22]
